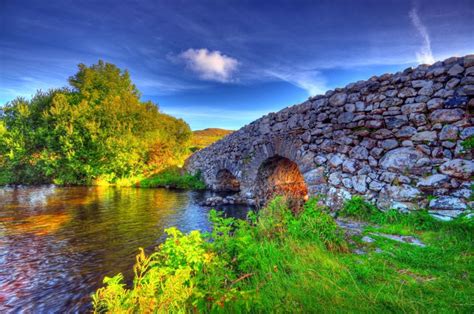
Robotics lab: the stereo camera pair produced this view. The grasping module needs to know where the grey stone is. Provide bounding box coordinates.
[416,174,449,189]
[380,139,398,150]
[395,126,417,138]
[401,103,426,115]
[350,146,369,160]
[439,125,458,141]
[352,175,367,193]
[329,92,347,106]
[345,103,356,112]
[411,131,437,142]
[369,180,385,191]
[427,98,443,110]
[412,80,433,89]
[429,109,464,123]
[342,159,357,173]
[398,87,417,98]
[439,159,474,179]
[338,112,354,124]
[460,127,474,140]
[329,154,345,168]
[446,78,460,89]
[385,115,408,128]
[429,196,467,211]
[464,55,474,68]
[447,64,464,76]
[379,147,425,172]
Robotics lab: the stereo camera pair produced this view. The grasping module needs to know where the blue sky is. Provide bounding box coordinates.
[1,0,473,130]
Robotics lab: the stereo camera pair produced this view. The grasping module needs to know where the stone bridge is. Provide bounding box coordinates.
[186,55,474,219]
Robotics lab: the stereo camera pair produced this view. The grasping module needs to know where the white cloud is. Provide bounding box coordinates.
[178,48,239,82]
[266,69,328,96]
[409,8,435,64]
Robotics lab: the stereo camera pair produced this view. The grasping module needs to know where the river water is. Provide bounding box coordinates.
[0,186,249,313]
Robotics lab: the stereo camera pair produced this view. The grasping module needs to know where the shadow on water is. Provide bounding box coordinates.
[0,186,249,312]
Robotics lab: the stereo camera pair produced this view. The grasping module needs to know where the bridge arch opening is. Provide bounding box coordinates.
[255,155,308,206]
[214,169,240,192]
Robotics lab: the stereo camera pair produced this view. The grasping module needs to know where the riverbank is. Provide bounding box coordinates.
[92,196,474,312]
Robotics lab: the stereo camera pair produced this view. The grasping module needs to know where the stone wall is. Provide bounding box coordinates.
[186,55,474,219]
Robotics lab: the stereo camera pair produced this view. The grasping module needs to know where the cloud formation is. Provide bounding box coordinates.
[409,8,435,64]
[266,69,328,96]
[179,48,239,82]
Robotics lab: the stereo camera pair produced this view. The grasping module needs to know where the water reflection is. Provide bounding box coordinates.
[0,186,249,312]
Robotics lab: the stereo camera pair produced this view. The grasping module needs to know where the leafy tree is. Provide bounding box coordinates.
[0,61,191,185]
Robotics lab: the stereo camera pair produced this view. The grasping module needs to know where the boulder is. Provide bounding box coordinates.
[379,147,425,172]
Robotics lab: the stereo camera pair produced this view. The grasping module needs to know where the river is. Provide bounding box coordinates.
[0,186,249,312]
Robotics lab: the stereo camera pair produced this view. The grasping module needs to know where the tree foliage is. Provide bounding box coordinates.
[0,61,191,185]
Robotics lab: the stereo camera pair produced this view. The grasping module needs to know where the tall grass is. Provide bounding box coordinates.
[92,196,474,313]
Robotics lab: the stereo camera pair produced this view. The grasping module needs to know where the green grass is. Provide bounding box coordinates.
[92,196,474,313]
[136,167,206,190]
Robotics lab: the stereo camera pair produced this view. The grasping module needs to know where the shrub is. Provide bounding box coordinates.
[339,196,379,220]
[137,167,205,190]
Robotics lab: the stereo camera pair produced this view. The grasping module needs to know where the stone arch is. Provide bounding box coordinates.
[214,169,241,192]
[255,155,308,205]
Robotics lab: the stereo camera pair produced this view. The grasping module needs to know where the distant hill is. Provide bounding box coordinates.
[190,128,233,151]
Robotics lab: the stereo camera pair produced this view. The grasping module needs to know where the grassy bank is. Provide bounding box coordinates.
[136,167,206,190]
[92,196,473,313]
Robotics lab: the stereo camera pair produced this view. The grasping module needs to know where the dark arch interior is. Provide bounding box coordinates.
[215,169,240,192]
[255,156,308,204]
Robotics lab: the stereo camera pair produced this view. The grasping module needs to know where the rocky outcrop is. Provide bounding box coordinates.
[186,55,474,219]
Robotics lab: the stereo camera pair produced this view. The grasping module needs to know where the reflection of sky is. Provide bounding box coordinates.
[0,186,247,312]
[1,0,473,129]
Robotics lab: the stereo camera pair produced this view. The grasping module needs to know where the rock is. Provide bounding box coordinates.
[342,159,357,173]
[412,80,433,89]
[444,96,468,109]
[329,92,347,106]
[350,146,369,160]
[352,175,367,193]
[345,103,356,112]
[398,87,417,98]
[446,78,460,89]
[370,232,425,247]
[429,196,467,211]
[329,172,342,185]
[303,167,326,185]
[429,109,464,123]
[401,103,426,115]
[447,63,464,76]
[361,236,375,243]
[416,174,449,189]
[460,127,474,140]
[439,159,474,179]
[386,184,421,201]
[427,98,443,110]
[338,112,354,124]
[411,131,437,142]
[395,126,416,138]
[379,147,425,172]
[380,139,398,150]
[385,115,408,128]
[464,55,474,67]
[418,87,434,96]
[439,125,458,141]
[369,180,385,191]
[329,154,345,168]
[366,120,384,128]
[314,155,327,165]
[462,85,474,96]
